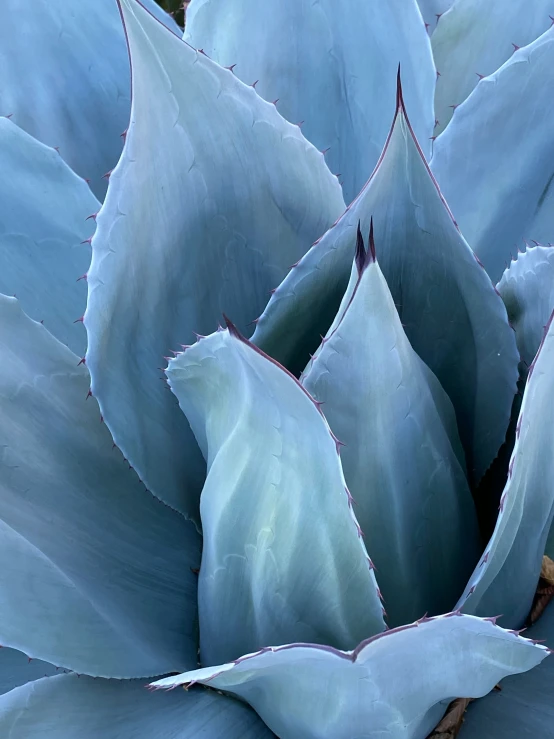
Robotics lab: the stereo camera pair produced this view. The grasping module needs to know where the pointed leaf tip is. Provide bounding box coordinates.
[355,222,366,275]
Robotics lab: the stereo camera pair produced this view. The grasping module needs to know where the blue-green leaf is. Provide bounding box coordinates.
[0,649,57,697]
[0,675,272,738]
[432,0,554,136]
[458,312,554,628]
[301,229,480,626]
[460,602,554,738]
[498,245,554,367]
[431,28,554,283]
[0,295,201,678]
[85,0,345,519]
[152,614,549,739]
[253,81,519,483]
[417,0,454,32]
[166,323,386,667]
[185,0,436,204]
[0,118,99,357]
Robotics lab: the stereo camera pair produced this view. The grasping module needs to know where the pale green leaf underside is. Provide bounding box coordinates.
[0,118,99,357]
[0,295,201,678]
[85,0,345,518]
[458,313,554,628]
[497,245,554,367]
[0,675,272,738]
[185,0,436,204]
[302,257,480,626]
[152,614,548,739]
[432,0,554,136]
[166,327,385,667]
[253,99,519,483]
[432,28,554,283]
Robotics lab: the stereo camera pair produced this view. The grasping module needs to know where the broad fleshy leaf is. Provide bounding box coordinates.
[85,0,345,519]
[185,0,436,204]
[0,118,99,357]
[432,0,554,136]
[458,312,554,628]
[0,649,57,697]
[301,232,480,626]
[166,324,386,667]
[253,82,519,483]
[417,0,455,32]
[0,294,201,678]
[0,675,272,738]
[431,28,554,283]
[498,245,554,367]
[152,613,549,739]
[460,601,554,738]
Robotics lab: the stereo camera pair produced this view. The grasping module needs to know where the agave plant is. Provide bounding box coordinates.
[1,0,554,736]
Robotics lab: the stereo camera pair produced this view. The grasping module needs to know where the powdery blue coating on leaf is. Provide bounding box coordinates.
[0,118,99,357]
[497,245,554,367]
[151,614,549,739]
[85,0,345,520]
[0,649,57,697]
[166,327,386,667]
[0,295,201,678]
[458,312,554,628]
[417,0,454,32]
[0,674,272,738]
[253,90,519,484]
[460,602,554,738]
[0,0,133,200]
[431,28,554,283]
[185,0,436,204]
[432,0,554,136]
[302,255,480,627]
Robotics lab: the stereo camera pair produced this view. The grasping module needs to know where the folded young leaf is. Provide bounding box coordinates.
[166,324,386,667]
[253,78,519,483]
[459,601,554,738]
[432,28,554,283]
[0,295,201,678]
[151,613,549,739]
[0,674,271,738]
[0,118,99,357]
[302,229,480,626]
[185,0,435,204]
[432,0,554,136]
[458,312,554,628]
[497,245,554,367]
[0,649,57,697]
[85,0,345,519]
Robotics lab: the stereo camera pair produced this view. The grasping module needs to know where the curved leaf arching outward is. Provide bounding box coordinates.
[458,312,554,628]
[0,649,57,697]
[417,0,455,32]
[166,323,386,667]
[0,294,201,678]
[497,245,554,368]
[432,0,554,136]
[152,613,549,739]
[301,226,480,626]
[184,0,436,205]
[0,0,180,201]
[253,75,519,484]
[85,0,345,520]
[0,118,99,358]
[460,601,554,738]
[0,675,271,738]
[431,28,554,284]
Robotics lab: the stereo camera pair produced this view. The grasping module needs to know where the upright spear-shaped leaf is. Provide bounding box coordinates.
[85,0,345,518]
[302,225,480,626]
[166,323,386,666]
[253,74,519,483]
[185,0,436,204]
